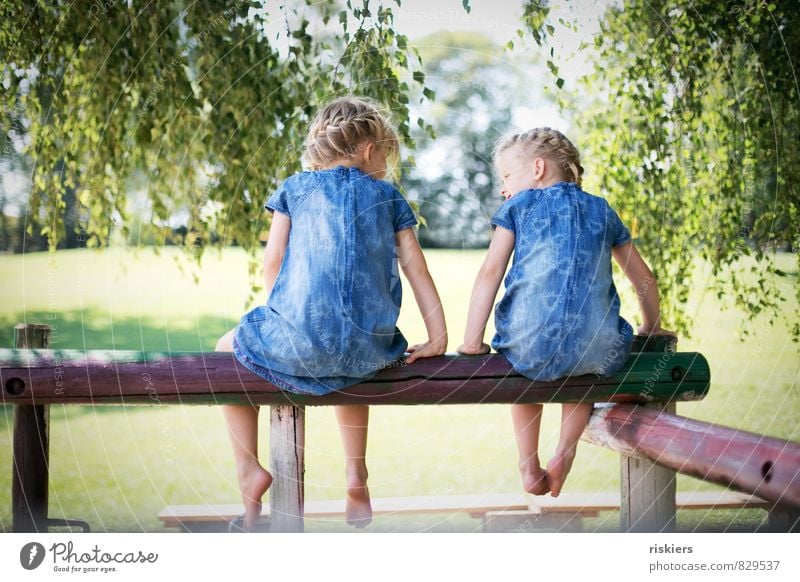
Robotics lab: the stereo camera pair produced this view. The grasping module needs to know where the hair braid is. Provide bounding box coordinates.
[494,127,584,187]
[304,96,399,171]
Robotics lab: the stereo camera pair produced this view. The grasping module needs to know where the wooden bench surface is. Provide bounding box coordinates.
[0,335,709,406]
[158,490,771,529]
[530,490,773,512]
[159,493,531,526]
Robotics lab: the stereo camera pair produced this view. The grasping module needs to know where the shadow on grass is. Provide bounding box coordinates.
[0,309,241,427]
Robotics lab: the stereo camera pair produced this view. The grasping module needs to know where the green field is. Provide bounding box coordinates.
[0,247,798,532]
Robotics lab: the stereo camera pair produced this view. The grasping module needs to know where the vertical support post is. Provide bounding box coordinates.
[269,404,305,532]
[12,323,51,533]
[620,401,677,532]
[766,506,800,532]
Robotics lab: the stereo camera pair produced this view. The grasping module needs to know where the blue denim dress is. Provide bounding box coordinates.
[490,182,634,381]
[232,166,418,395]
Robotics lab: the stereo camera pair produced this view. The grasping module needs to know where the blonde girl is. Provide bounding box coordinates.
[458,128,673,496]
[217,96,447,530]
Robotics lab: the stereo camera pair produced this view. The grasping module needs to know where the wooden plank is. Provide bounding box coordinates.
[11,324,51,533]
[269,405,304,533]
[583,403,800,508]
[531,492,618,513]
[484,510,583,532]
[530,490,771,513]
[0,350,710,405]
[158,493,532,528]
[158,490,771,529]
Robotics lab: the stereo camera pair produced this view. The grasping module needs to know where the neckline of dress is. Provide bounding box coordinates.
[315,165,368,176]
[512,181,576,199]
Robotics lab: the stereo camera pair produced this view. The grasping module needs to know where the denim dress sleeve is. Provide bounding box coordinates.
[265,177,293,216]
[382,182,418,232]
[490,198,516,233]
[606,202,632,246]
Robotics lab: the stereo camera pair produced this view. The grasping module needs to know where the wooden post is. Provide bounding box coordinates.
[11,323,51,532]
[620,401,677,532]
[269,404,305,532]
[767,506,800,532]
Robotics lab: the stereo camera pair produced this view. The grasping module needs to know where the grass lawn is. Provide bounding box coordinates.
[0,246,797,532]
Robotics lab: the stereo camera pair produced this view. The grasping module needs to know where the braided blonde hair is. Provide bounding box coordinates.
[494,127,584,187]
[303,96,399,172]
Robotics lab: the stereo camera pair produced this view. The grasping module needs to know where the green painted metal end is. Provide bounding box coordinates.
[614,351,710,401]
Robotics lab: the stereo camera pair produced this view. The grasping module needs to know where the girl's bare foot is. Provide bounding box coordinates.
[520,464,550,496]
[238,462,273,531]
[546,448,577,498]
[345,467,372,528]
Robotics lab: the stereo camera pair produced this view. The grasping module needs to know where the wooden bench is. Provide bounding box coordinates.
[159,492,531,532]
[159,490,772,532]
[3,323,798,532]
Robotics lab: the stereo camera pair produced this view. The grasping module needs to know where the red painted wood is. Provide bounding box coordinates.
[584,404,800,508]
[0,351,709,406]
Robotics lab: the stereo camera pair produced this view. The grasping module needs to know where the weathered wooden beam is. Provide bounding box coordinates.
[0,349,709,406]
[11,324,51,533]
[583,403,800,508]
[269,405,305,533]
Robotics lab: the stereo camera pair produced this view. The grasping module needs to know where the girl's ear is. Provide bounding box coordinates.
[362,141,375,161]
[532,157,546,180]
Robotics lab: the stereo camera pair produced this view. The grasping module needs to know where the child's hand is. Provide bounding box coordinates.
[456,342,491,355]
[637,325,677,338]
[405,339,447,364]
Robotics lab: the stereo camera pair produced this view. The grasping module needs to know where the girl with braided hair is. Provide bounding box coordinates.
[458,127,674,497]
[216,96,447,530]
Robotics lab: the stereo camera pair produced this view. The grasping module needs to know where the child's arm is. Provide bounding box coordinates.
[611,241,675,336]
[458,226,516,354]
[395,228,448,364]
[263,213,291,297]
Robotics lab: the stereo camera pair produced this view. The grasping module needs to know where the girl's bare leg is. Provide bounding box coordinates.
[335,404,372,527]
[511,403,549,495]
[546,402,592,497]
[217,329,272,531]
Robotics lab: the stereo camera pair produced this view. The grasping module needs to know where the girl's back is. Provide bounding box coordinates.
[491,181,633,380]
[233,166,417,392]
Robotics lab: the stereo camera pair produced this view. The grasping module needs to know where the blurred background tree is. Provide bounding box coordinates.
[401,31,542,248]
